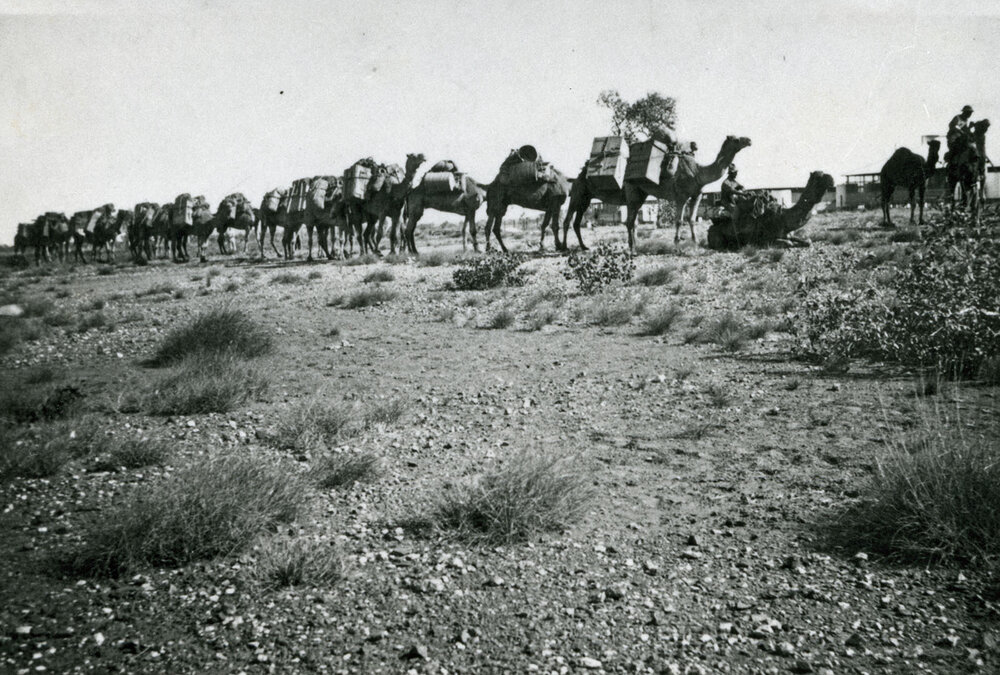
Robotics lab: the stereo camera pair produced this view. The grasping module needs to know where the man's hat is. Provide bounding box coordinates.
[962,105,973,114]
[728,164,738,174]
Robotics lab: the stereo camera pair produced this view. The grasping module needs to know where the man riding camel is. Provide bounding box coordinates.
[945,105,974,162]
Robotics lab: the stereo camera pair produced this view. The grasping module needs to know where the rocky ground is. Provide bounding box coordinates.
[1,212,998,674]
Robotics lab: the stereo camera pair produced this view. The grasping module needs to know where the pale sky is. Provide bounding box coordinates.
[2,0,998,244]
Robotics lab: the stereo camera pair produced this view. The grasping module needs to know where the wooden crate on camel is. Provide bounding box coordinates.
[625,139,669,191]
[586,136,629,192]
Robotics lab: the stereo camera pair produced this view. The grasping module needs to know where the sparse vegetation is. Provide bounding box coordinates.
[311,451,381,489]
[141,353,270,415]
[487,307,516,329]
[252,535,345,590]
[328,286,398,309]
[425,450,592,544]
[452,252,526,291]
[832,408,1000,566]
[564,241,635,293]
[640,304,683,336]
[271,272,305,285]
[363,268,395,283]
[66,452,308,576]
[149,307,273,366]
[635,265,675,287]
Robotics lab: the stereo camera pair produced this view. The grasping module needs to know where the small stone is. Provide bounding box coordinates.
[776,641,796,657]
[686,534,700,547]
[484,576,505,587]
[578,656,602,669]
[643,560,659,575]
[401,644,429,661]
[845,633,863,647]
[853,552,869,563]
[93,632,105,646]
[14,625,31,637]
[680,549,702,560]
[790,660,814,674]
[936,635,960,649]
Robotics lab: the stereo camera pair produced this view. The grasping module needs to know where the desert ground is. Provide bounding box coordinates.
[1,210,998,674]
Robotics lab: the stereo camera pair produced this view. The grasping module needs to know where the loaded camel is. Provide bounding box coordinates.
[562,135,752,252]
[215,193,257,256]
[69,204,116,263]
[483,147,569,252]
[402,161,486,254]
[258,189,285,259]
[946,119,990,221]
[343,154,425,256]
[879,139,940,226]
[131,202,159,262]
[706,171,835,250]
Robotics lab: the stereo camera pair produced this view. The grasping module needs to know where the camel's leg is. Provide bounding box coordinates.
[881,185,892,226]
[908,187,916,224]
[538,212,549,251]
[270,227,281,258]
[624,204,640,253]
[389,215,400,255]
[403,208,420,255]
[306,224,315,262]
[318,225,333,260]
[688,194,702,245]
[468,213,479,254]
[483,214,494,253]
[493,215,508,254]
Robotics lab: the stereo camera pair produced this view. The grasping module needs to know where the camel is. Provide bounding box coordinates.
[215,193,257,256]
[28,213,69,265]
[482,148,570,252]
[95,209,130,263]
[258,189,284,259]
[880,140,940,226]
[947,119,990,221]
[131,202,159,262]
[706,171,835,250]
[69,204,116,263]
[13,223,31,258]
[562,135,751,252]
[150,203,172,258]
[344,154,425,256]
[402,165,486,254]
[190,196,217,262]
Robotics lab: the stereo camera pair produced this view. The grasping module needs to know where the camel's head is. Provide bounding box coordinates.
[807,171,835,194]
[928,139,942,151]
[406,153,427,173]
[974,119,991,137]
[723,136,752,154]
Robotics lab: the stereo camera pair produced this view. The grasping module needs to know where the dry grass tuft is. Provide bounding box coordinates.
[66,451,308,576]
[425,449,592,544]
[252,535,344,589]
[148,307,273,366]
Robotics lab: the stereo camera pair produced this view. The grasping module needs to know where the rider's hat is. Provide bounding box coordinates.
[962,105,973,114]
[728,164,738,175]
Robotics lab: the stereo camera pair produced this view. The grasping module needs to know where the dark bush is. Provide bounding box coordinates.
[452,252,526,291]
[564,241,635,293]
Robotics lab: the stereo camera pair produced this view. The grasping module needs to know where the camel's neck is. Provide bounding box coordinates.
[783,185,825,234]
[402,163,420,189]
[925,147,939,173]
[696,146,740,188]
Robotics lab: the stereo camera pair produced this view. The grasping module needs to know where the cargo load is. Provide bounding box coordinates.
[504,160,556,186]
[430,160,458,173]
[384,164,405,185]
[586,136,630,192]
[625,139,669,190]
[423,171,457,193]
[85,210,102,233]
[291,179,312,212]
[172,194,193,226]
[263,189,281,212]
[344,164,373,200]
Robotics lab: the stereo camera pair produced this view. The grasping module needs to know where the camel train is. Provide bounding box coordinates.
[13,111,992,265]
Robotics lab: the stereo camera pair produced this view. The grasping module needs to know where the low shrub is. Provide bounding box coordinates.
[142,354,270,415]
[269,396,406,453]
[363,268,394,284]
[526,305,559,331]
[67,451,308,576]
[635,265,675,287]
[252,535,344,590]
[487,307,516,329]
[148,307,273,366]
[0,416,102,480]
[90,437,171,472]
[312,452,381,489]
[329,286,398,309]
[427,449,592,544]
[76,311,109,333]
[586,291,647,327]
[563,241,634,294]
[687,311,748,351]
[830,409,1000,565]
[271,272,305,285]
[799,212,1000,378]
[0,383,85,424]
[635,238,673,256]
[640,304,684,336]
[452,252,526,291]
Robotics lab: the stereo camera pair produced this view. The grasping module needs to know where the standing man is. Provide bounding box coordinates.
[946,105,974,161]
